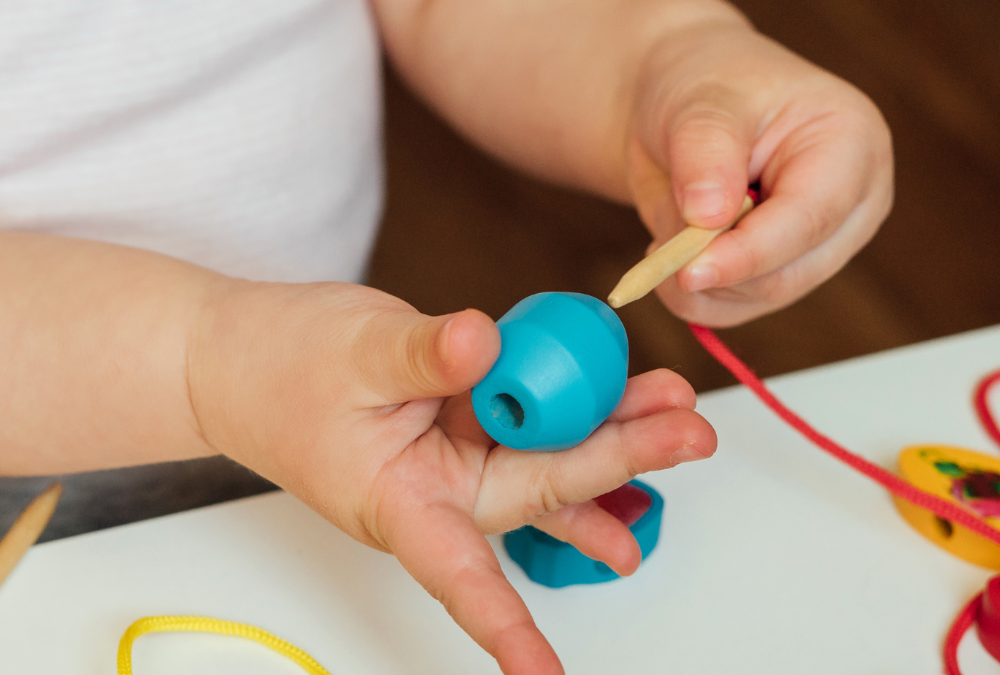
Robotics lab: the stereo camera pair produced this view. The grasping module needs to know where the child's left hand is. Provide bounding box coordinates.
[624,18,894,326]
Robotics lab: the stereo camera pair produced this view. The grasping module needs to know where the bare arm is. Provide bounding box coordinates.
[372,0,748,202]
[0,232,217,474]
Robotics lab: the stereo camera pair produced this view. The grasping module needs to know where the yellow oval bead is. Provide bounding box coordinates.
[895,445,1000,569]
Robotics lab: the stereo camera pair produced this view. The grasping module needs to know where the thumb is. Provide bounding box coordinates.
[354,307,501,404]
[662,87,753,229]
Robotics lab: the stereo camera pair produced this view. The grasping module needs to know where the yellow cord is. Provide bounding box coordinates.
[117,616,333,675]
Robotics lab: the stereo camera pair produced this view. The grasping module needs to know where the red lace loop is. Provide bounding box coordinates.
[975,369,1000,451]
[944,593,982,675]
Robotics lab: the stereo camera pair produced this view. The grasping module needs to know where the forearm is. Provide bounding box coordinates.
[0,232,221,475]
[372,0,749,201]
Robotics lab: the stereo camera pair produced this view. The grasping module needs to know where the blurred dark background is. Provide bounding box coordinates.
[368,0,1000,393]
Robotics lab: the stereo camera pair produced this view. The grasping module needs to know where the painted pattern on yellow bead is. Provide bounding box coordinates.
[895,445,1000,570]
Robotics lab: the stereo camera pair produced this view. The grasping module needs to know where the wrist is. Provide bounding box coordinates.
[185,275,266,466]
[184,279,382,482]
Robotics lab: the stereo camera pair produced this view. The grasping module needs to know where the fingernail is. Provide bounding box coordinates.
[672,445,707,464]
[683,182,726,225]
[685,264,718,292]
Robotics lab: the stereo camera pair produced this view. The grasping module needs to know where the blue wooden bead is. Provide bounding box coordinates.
[503,480,664,588]
[471,292,628,451]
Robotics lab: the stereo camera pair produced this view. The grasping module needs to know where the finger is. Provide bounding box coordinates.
[353,307,500,405]
[678,128,872,294]
[437,369,698,450]
[658,184,890,327]
[607,369,697,422]
[679,88,893,295]
[653,83,754,231]
[476,407,716,533]
[531,500,642,576]
[470,369,700,531]
[386,502,564,675]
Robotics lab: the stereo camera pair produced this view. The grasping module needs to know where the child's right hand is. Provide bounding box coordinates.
[188,279,717,675]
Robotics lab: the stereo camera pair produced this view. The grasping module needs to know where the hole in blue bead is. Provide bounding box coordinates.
[491,394,524,430]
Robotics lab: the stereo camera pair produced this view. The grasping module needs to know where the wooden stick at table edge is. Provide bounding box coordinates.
[607,194,755,309]
[0,482,62,588]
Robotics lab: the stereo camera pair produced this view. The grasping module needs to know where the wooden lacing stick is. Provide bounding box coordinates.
[0,483,61,588]
[608,194,754,308]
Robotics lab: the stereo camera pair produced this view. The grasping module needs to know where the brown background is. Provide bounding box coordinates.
[368,0,1000,394]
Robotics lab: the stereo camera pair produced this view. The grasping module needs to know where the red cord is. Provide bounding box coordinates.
[975,369,1000,451]
[687,324,1000,549]
[944,593,982,675]
[687,189,997,675]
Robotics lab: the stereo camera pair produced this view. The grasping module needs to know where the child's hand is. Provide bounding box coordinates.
[188,281,716,675]
[626,17,893,326]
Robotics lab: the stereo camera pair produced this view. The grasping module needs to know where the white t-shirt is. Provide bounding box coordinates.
[0,0,385,537]
[0,0,383,283]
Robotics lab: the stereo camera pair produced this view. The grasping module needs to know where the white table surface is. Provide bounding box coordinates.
[3,326,1000,675]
